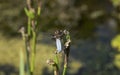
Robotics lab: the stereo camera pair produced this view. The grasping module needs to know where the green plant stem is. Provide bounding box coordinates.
[21,0,40,75]
[55,54,59,67]
[27,11,31,75]
[19,49,24,75]
[53,64,59,75]
[25,39,31,75]
[30,28,37,74]
[26,14,31,75]
[62,64,67,75]
[62,45,70,75]
[62,54,68,75]
[28,18,31,36]
[54,53,60,75]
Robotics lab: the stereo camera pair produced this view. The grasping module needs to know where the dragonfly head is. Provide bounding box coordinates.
[51,30,64,40]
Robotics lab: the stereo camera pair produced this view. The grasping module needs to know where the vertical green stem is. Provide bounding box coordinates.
[28,18,31,36]
[30,29,36,74]
[62,62,67,75]
[19,1,41,75]
[55,54,59,67]
[62,54,68,75]
[24,0,41,75]
[25,19,32,75]
[54,53,60,75]
[62,65,67,75]
[25,39,31,75]
[27,15,31,75]
[19,49,24,75]
[53,64,59,75]
[62,31,71,75]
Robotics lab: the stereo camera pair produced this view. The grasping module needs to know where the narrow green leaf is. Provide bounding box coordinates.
[24,8,30,17]
[24,8,35,19]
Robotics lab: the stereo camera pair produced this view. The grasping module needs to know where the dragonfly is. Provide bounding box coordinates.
[52,30,64,53]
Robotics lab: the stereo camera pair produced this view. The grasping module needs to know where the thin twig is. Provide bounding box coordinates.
[62,30,71,75]
[26,0,32,9]
[47,59,59,75]
[62,45,70,75]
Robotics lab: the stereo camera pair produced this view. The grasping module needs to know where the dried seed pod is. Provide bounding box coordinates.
[46,59,55,65]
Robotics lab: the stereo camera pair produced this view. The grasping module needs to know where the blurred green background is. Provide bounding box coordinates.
[0,0,120,75]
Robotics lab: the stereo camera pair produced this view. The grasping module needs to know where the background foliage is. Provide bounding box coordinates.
[0,0,120,75]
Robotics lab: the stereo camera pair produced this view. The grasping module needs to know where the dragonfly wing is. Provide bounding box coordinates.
[56,39,62,52]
